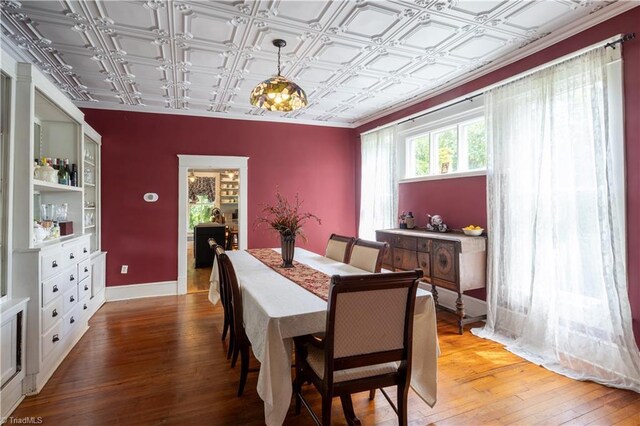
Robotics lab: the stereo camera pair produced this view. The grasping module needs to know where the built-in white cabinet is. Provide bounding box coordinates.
[2,58,106,404]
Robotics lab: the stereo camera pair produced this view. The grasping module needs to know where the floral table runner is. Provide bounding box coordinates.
[246,248,330,301]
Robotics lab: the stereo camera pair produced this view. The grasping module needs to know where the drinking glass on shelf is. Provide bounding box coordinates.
[56,203,68,221]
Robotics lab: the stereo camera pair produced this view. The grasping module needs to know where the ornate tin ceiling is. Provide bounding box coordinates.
[0,0,627,127]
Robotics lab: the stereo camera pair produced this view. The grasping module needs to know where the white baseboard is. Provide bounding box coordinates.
[419,283,487,318]
[105,281,178,302]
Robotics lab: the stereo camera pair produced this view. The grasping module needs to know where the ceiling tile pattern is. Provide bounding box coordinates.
[0,0,619,126]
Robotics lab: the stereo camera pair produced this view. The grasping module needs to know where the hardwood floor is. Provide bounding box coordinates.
[187,245,211,293]
[10,294,640,425]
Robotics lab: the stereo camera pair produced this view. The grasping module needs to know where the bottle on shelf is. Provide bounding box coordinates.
[57,159,70,185]
[70,163,78,187]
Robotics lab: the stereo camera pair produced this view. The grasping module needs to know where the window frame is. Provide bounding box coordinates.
[399,106,486,183]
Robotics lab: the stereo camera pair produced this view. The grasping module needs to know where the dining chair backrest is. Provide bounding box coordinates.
[218,252,244,336]
[323,270,422,380]
[325,234,356,263]
[348,239,388,273]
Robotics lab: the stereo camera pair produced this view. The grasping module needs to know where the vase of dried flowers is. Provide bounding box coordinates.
[280,233,296,268]
[256,190,321,268]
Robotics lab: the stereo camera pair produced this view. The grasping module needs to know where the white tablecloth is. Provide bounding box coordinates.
[209,248,439,426]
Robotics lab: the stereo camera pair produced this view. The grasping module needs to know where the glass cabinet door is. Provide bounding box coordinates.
[83,136,99,253]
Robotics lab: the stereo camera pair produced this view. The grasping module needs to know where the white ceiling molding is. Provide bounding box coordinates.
[0,0,630,128]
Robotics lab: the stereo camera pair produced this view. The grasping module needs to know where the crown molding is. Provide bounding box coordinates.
[73,101,354,129]
[352,1,639,129]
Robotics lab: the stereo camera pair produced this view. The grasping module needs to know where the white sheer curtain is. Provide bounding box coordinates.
[358,127,397,240]
[473,47,640,391]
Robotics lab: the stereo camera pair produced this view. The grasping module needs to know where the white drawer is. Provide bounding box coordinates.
[63,285,78,315]
[41,251,66,281]
[62,304,81,338]
[60,265,79,294]
[62,244,81,265]
[42,273,66,307]
[41,297,63,334]
[79,276,91,302]
[42,322,63,362]
[79,300,90,318]
[78,239,91,260]
[78,259,91,282]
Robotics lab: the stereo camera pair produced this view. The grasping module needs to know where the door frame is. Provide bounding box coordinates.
[177,155,249,294]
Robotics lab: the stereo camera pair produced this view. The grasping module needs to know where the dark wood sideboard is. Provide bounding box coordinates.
[376,229,487,334]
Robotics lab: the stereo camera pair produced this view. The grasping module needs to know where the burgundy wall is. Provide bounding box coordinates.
[82,109,358,287]
[356,7,640,340]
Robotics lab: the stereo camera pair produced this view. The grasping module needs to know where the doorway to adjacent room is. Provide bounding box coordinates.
[177,155,248,295]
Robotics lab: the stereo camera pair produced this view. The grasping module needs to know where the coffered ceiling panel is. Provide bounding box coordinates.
[0,0,627,127]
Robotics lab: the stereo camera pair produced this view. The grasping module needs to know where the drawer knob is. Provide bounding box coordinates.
[83,248,88,254]
[84,285,89,291]
[70,296,75,302]
[70,253,75,260]
[70,317,75,324]
[52,285,59,293]
[52,334,60,343]
[83,304,88,310]
[84,267,89,273]
[421,262,427,267]
[52,260,58,268]
[395,256,400,261]
[52,309,58,317]
[70,275,75,281]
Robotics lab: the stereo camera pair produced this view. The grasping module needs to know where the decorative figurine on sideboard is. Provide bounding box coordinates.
[426,214,448,232]
[405,211,415,229]
[399,211,407,229]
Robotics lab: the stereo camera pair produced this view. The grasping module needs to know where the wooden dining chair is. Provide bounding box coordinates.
[218,251,257,397]
[325,234,356,263]
[213,242,236,361]
[347,239,389,273]
[293,270,423,426]
[210,239,230,343]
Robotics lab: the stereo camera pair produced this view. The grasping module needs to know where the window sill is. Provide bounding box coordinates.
[399,169,486,184]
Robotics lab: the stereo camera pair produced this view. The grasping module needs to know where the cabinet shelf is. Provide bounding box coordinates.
[84,225,96,229]
[34,180,83,193]
[84,183,96,187]
[84,160,95,166]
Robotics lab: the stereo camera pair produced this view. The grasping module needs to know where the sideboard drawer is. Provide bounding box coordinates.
[392,236,417,251]
[417,252,431,277]
[417,239,431,253]
[431,240,457,283]
[79,276,91,302]
[393,248,418,270]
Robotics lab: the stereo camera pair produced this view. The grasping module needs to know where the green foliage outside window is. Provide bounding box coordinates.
[188,195,213,231]
[414,135,430,175]
[466,121,487,170]
[436,128,458,173]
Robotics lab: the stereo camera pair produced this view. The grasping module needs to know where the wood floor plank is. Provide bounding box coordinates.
[9,293,640,425]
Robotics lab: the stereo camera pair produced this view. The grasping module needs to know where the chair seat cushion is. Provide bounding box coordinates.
[305,344,398,383]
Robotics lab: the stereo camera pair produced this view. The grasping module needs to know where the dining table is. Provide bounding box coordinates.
[209,247,439,426]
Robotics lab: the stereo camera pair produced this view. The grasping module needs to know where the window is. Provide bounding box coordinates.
[188,195,215,232]
[406,116,486,178]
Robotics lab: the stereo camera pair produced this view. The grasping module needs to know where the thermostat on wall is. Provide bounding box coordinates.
[144,193,159,202]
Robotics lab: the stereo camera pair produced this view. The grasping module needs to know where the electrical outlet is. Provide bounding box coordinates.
[121,265,128,274]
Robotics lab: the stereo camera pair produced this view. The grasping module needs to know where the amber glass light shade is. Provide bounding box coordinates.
[249,75,308,112]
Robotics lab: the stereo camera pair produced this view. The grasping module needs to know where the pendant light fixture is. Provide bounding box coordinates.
[250,39,308,112]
